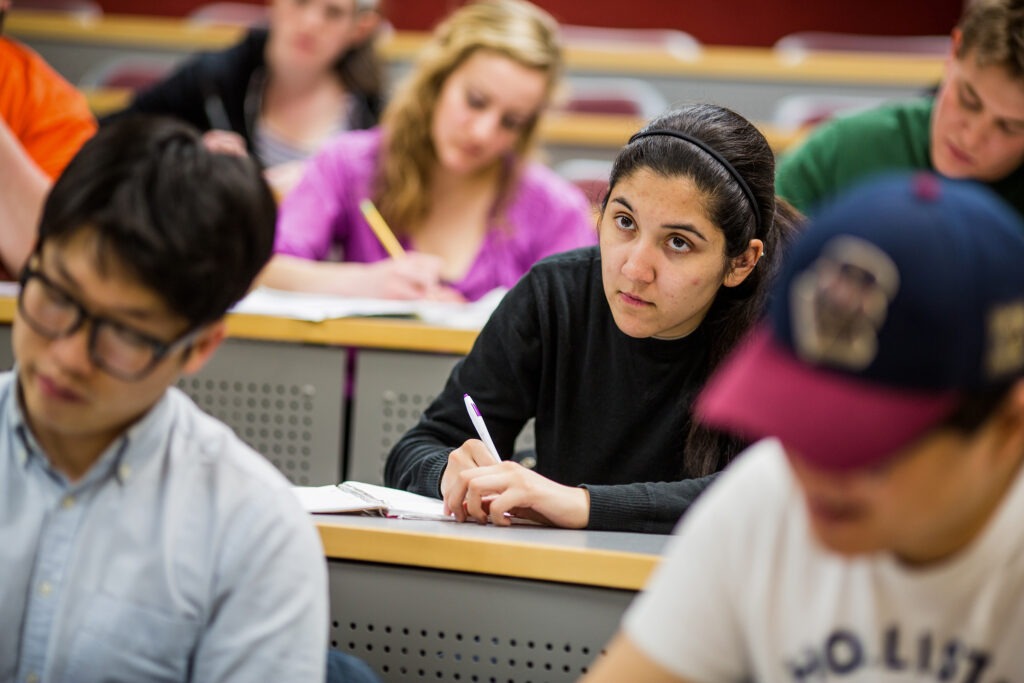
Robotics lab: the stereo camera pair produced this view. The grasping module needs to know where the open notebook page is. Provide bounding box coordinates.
[292,481,453,521]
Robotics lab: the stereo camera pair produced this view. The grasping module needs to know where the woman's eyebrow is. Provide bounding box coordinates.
[609,197,708,241]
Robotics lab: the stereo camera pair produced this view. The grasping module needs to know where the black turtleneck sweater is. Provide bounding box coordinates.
[385,247,720,534]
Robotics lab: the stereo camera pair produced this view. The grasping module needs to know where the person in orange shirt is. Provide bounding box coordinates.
[0,0,97,278]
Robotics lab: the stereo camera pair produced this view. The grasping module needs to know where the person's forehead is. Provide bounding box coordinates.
[273,0,356,13]
[38,233,175,320]
[451,51,549,108]
[456,50,547,83]
[611,169,714,217]
[956,50,1024,94]
[300,0,358,11]
[327,0,358,11]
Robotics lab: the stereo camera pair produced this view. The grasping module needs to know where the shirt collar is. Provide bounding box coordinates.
[8,368,36,471]
[9,369,176,487]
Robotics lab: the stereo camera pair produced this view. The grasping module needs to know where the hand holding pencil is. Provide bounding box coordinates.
[358,198,465,302]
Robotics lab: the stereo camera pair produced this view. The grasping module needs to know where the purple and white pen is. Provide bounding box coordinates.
[463,393,501,463]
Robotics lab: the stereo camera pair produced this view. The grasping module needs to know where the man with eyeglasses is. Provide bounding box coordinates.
[0,116,328,683]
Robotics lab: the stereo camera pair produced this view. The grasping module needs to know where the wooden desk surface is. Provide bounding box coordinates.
[226,312,479,354]
[9,10,944,86]
[0,296,478,355]
[316,514,667,591]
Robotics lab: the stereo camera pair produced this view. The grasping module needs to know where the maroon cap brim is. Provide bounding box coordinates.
[696,327,960,470]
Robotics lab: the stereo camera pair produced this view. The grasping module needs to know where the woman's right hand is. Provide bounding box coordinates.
[360,255,465,301]
[257,253,466,300]
[440,439,503,518]
[440,440,591,528]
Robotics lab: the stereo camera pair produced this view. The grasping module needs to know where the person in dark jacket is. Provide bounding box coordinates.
[105,0,383,195]
[385,104,804,534]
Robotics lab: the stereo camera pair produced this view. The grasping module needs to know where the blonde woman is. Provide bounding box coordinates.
[262,0,596,301]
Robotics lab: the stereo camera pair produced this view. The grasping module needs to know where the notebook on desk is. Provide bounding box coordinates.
[293,481,541,525]
[292,481,453,521]
[231,288,420,321]
[231,286,507,328]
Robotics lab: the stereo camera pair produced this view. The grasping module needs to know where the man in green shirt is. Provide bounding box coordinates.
[776,0,1024,217]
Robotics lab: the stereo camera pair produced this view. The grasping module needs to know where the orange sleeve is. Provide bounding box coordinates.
[0,38,97,180]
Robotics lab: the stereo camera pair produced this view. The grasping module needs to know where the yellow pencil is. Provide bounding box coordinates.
[359,198,406,260]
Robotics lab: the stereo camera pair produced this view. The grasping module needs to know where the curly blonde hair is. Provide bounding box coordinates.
[376,0,563,234]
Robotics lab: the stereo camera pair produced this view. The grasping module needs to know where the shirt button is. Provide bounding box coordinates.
[118,464,132,480]
[38,581,52,596]
[26,673,39,683]
[61,496,75,509]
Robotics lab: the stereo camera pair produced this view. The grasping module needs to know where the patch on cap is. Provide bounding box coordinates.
[987,302,1024,378]
[790,235,900,370]
[912,172,942,202]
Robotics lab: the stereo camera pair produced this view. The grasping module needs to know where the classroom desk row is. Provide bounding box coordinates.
[8,9,945,122]
[0,297,670,683]
[318,515,667,682]
[82,86,807,161]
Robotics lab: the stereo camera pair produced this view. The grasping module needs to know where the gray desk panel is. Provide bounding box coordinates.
[611,75,922,122]
[349,350,536,484]
[176,338,346,486]
[302,57,929,124]
[321,516,670,683]
[328,560,632,682]
[0,326,11,371]
[348,350,461,484]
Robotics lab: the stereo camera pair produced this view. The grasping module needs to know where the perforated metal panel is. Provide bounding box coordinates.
[0,326,12,371]
[328,560,629,682]
[349,350,536,484]
[176,338,346,485]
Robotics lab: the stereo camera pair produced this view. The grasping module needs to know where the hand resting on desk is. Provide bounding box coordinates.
[358,255,466,301]
[260,252,466,301]
[442,439,591,528]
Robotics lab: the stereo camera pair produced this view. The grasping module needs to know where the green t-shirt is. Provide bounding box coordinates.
[775,98,1024,218]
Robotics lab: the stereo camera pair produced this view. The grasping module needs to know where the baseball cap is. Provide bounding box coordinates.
[697,172,1024,470]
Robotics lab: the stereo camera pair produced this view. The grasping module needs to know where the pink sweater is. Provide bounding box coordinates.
[274,128,597,301]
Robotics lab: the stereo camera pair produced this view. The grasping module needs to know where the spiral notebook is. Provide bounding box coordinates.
[292,481,452,521]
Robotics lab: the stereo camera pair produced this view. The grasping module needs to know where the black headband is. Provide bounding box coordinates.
[627,129,763,232]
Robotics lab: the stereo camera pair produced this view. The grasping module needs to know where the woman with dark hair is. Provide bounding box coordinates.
[105,0,383,195]
[385,103,804,534]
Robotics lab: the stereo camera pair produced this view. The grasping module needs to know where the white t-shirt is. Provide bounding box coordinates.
[624,438,1024,683]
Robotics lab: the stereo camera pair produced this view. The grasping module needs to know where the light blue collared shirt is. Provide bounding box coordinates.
[0,371,327,683]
